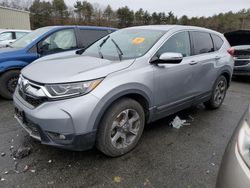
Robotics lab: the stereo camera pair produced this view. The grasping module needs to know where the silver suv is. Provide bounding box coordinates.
[13,25,234,157]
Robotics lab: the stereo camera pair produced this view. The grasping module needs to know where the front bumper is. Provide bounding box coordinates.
[216,109,250,188]
[13,89,101,151]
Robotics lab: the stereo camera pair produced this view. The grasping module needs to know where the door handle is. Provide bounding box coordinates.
[189,61,198,65]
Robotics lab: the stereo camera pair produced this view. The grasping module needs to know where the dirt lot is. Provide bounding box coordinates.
[0,78,250,188]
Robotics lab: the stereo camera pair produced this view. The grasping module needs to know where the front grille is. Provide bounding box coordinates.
[19,89,47,107]
[235,60,250,66]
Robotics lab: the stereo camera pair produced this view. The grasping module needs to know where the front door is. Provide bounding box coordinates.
[153,31,202,112]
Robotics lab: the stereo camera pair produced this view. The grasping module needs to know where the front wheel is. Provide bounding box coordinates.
[0,70,20,100]
[204,75,228,109]
[96,98,145,157]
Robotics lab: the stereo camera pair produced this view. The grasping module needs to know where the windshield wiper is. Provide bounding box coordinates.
[111,38,123,61]
[100,35,110,48]
[98,35,110,59]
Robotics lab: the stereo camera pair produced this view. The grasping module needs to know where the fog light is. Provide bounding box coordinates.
[47,132,66,140]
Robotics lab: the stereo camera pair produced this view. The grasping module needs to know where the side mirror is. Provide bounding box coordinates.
[151,52,183,64]
[37,42,49,56]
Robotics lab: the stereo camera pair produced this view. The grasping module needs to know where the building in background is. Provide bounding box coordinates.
[0,6,30,30]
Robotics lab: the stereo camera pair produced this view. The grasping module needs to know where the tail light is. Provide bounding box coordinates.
[227,47,235,56]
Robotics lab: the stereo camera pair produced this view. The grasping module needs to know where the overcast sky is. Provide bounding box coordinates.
[64,0,249,18]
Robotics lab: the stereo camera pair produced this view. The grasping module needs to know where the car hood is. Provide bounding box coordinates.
[0,47,23,62]
[0,47,21,54]
[22,55,135,84]
[224,30,250,46]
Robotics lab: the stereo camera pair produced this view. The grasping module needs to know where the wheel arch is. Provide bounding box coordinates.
[0,60,27,75]
[92,89,153,131]
[220,70,232,88]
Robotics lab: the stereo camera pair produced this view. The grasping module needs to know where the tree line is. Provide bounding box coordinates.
[1,0,250,32]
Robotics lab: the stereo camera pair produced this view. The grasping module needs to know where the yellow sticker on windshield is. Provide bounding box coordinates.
[132,37,145,44]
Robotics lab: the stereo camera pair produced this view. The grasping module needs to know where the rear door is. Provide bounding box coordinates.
[189,31,218,95]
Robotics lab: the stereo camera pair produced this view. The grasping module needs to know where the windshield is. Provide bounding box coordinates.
[84,29,166,60]
[11,27,51,48]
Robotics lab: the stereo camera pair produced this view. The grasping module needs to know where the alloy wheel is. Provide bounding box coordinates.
[213,79,226,106]
[110,109,140,149]
[7,76,19,94]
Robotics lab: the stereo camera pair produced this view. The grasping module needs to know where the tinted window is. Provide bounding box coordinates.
[211,34,223,51]
[157,31,191,57]
[80,29,109,47]
[38,29,77,55]
[0,32,13,41]
[192,31,214,55]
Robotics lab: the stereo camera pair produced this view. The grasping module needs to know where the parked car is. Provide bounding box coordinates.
[0,26,117,99]
[13,25,234,157]
[0,29,30,48]
[216,106,250,188]
[224,30,250,76]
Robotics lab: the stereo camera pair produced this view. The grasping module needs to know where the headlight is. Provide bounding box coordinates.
[44,79,103,99]
[237,107,250,167]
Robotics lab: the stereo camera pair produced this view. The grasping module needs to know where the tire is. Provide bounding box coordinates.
[96,98,145,157]
[204,75,228,109]
[0,70,20,100]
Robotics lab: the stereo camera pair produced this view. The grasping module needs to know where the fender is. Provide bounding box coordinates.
[0,60,29,73]
[89,86,153,131]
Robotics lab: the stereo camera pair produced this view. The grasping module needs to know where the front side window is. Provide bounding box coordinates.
[84,29,166,61]
[192,31,214,55]
[0,32,13,41]
[157,31,191,57]
[211,34,223,51]
[38,29,77,55]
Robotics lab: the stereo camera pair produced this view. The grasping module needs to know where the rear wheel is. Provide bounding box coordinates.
[96,98,145,157]
[204,75,228,109]
[0,70,20,100]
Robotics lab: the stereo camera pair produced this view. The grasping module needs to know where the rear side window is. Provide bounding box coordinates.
[191,31,214,55]
[211,34,223,51]
[80,29,109,47]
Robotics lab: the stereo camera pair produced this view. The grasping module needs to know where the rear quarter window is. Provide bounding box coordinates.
[80,29,109,47]
[191,31,214,55]
[211,34,224,51]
